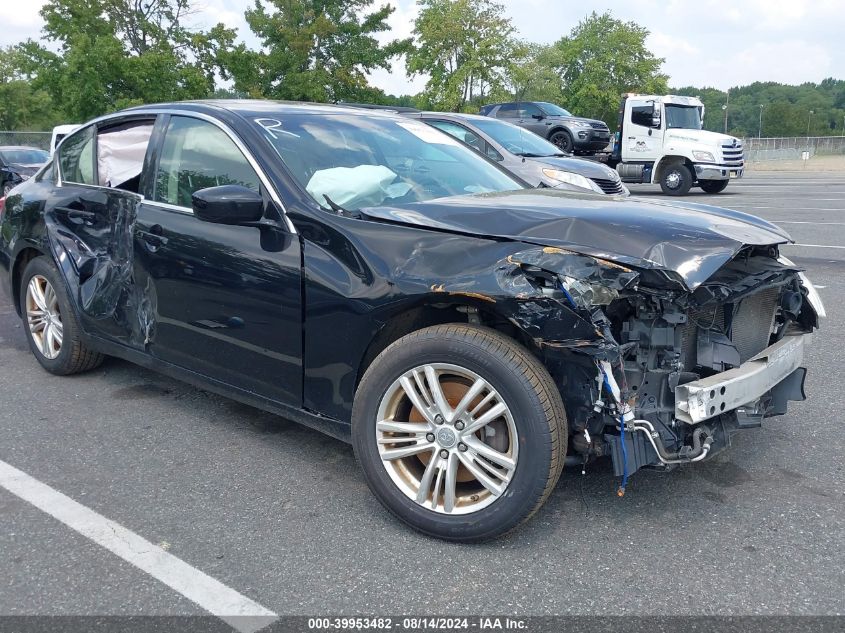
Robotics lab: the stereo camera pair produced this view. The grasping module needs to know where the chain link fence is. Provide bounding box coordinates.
[742,136,845,161]
[0,131,52,150]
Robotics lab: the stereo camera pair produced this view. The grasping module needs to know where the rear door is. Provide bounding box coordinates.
[48,118,155,347]
[134,114,303,406]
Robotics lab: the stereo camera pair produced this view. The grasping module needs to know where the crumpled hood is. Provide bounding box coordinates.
[362,189,791,290]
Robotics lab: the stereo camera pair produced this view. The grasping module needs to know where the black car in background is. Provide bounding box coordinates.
[0,101,820,541]
[1,146,50,195]
[479,102,611,154]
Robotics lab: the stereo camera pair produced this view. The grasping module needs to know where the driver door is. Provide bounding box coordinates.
[624,98,663,162]
[134,114,303,407]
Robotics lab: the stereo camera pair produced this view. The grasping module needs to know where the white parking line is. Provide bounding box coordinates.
[782,243,845,249]
[0,459,277,633]
[777,221,845,225]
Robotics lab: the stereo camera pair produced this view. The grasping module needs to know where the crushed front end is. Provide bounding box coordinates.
[502,245,822,491]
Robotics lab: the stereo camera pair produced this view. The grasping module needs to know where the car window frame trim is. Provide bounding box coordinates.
[55,108,297,235]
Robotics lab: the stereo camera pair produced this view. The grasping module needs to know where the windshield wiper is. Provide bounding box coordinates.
[514,152,545,158]
[323,195,361,219]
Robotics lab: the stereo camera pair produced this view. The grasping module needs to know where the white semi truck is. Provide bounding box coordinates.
[606,94,744,195]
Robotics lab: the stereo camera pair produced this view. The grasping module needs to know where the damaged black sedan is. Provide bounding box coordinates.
[0,101,823,541]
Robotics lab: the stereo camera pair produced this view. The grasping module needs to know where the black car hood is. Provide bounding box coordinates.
[362,189,791,290]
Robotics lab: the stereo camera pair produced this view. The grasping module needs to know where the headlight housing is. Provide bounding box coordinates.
[692,150,715,162]
[542,168,603,194]
[559,275,618,307]
[571,121,592,128]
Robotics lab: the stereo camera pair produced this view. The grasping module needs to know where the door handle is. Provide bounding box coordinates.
[137,224,168,250]
[55,205,97,225]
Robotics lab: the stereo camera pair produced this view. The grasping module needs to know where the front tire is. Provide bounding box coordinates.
[352,324,566,542]
[549,129,574,153]
[659,163,694,195]
[20,257,104,375]
[700,179,729,194]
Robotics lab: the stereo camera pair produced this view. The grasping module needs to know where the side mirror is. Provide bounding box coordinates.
[191,185,264,225]
[532,114,544,120]
[651,111,662,128]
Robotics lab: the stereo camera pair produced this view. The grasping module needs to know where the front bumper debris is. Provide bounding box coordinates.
[675,333,809,424]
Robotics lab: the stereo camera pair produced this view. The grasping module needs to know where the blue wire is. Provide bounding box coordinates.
[602,372,629,494]
[557,280,578,309]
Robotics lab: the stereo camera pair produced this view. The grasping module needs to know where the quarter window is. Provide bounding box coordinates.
[154,117,260,208]
[59,126,96,186]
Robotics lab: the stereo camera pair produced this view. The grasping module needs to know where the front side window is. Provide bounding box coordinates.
[59,126,96,185]
[631,105,657,128]
[496,103,519,118]
[154,116,260,208]
[254,113,522,212]
[519,103,542,118]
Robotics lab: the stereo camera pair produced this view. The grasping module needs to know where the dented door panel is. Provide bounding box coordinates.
[44,183,149,346]
[133,203,303,406]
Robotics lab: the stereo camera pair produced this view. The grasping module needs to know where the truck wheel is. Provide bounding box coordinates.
[549,129,574,153]
[659,163,694,195]
[700,180,729,194]
[20,257,105,375]
[352,324,566,542]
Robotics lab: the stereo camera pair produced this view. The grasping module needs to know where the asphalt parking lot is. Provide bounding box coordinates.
[2,170,844,623]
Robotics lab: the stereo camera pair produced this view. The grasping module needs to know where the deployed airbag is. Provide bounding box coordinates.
[306,165,411,209]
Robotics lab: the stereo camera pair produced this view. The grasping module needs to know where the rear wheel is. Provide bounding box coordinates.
[20,257,104,375]
[659,163,694,195]
[549,129,574,153]
[700,179,729,194]
[352,324,566,542]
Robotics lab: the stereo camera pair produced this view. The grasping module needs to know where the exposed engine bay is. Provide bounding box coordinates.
[528,246,821,490]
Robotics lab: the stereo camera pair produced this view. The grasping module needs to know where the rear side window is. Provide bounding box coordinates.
[59,126,96,185]
[154,116,260,208]
[496,103,518,118]
[97,121,154,192]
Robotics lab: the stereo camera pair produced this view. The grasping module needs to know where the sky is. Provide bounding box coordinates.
[4,0,844,95]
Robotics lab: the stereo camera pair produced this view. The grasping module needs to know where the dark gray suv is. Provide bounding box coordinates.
[479,102,611,154]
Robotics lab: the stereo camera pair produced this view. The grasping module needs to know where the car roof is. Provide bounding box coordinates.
[419,112,493,122]
[124,99,407,120]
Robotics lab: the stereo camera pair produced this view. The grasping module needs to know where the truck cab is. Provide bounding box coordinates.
[608,94,744,195]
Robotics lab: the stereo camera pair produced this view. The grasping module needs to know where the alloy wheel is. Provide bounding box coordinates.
[26,275,63,359]
[376,363,518,515]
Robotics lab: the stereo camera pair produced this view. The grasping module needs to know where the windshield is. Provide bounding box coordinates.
[469,117,563,157]
[1,149,49,165]
[665,105,703,130]
[255,113,523,211]
[536,102,573,117]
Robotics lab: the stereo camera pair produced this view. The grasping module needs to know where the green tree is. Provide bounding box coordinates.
[407,0,516,112]
[547,11,667,124]
[226,0,409,103]
[0,47,61,130]
[19,0,236,121]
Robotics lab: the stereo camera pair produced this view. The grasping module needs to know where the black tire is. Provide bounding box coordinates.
[352,324,566,542]
[659,163,694,195]
[19,256,104,375]
[699,179,729,194]
[549,129,574,153]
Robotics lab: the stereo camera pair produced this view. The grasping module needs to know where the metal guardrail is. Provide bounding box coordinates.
[0,131,52,150]
[742,136,845,161]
